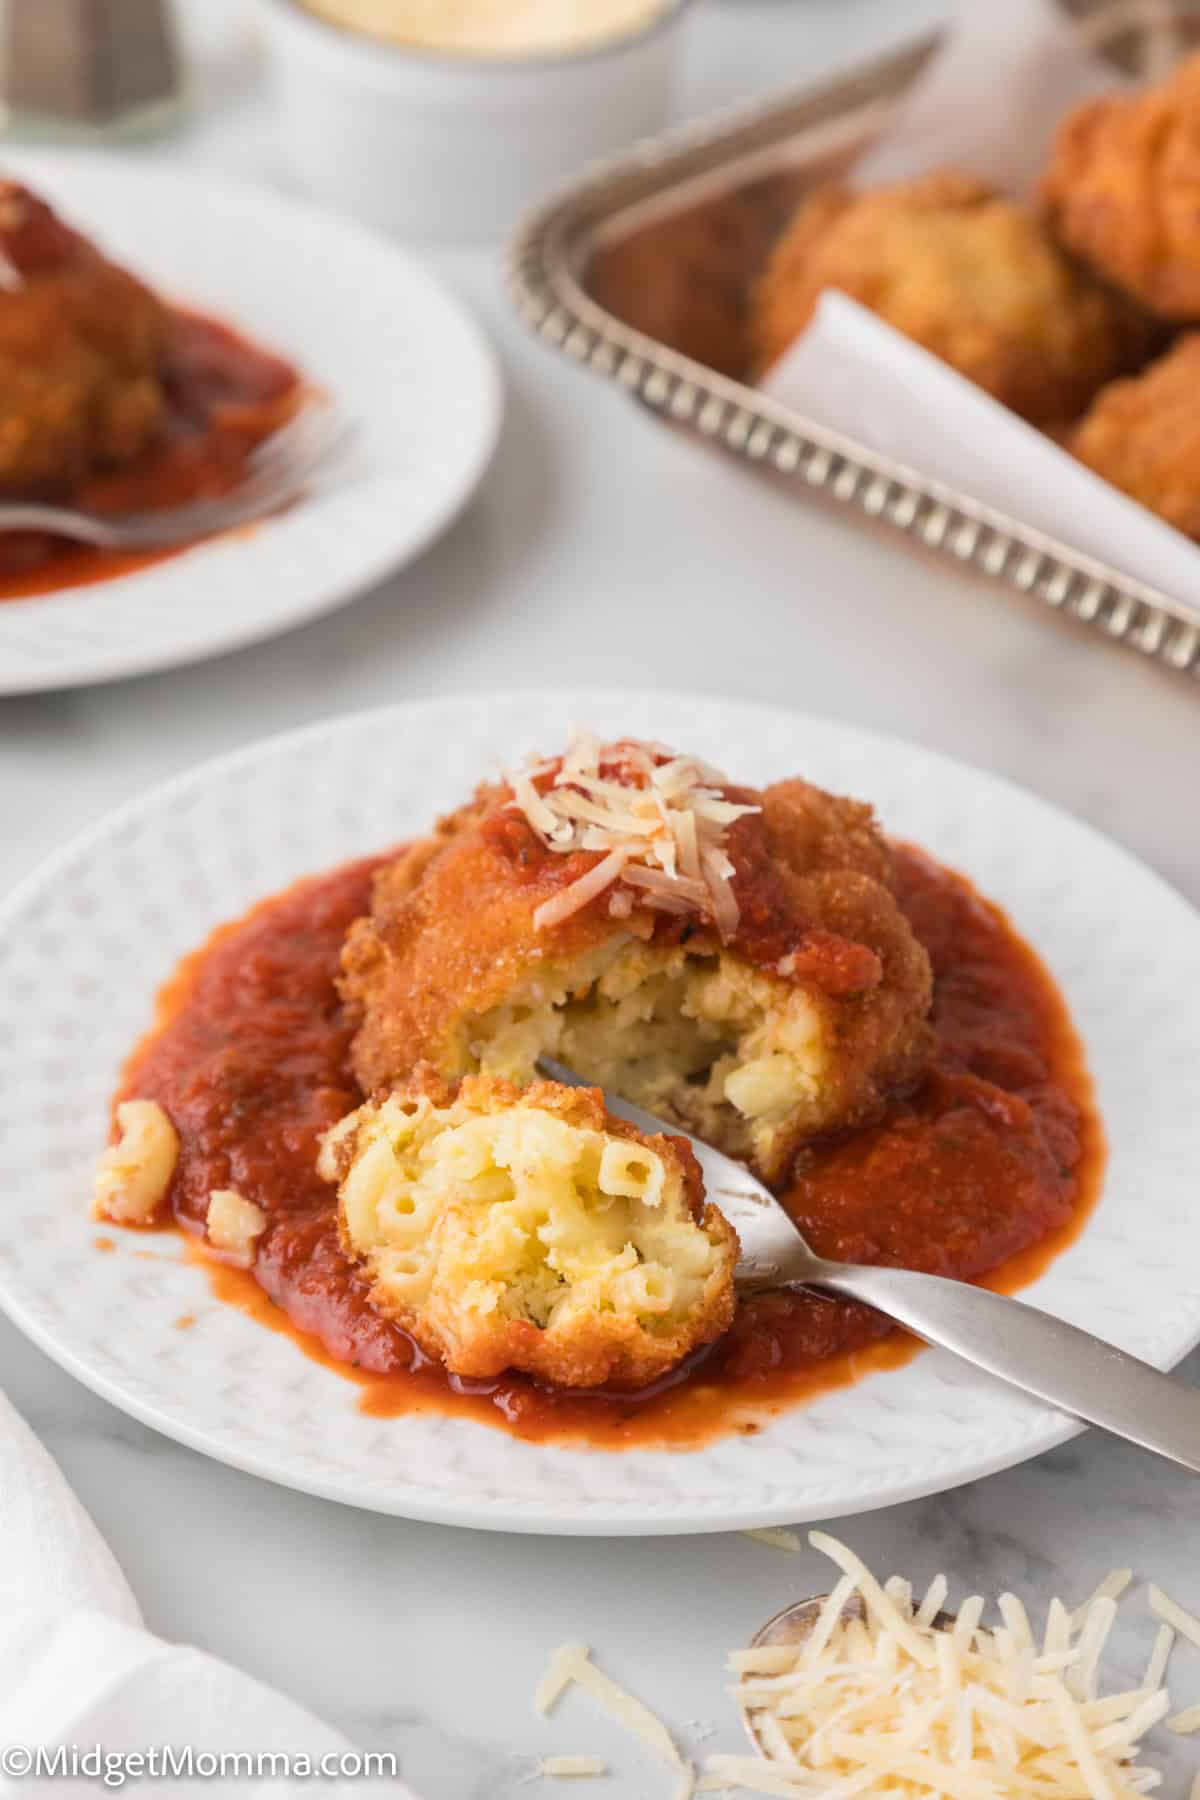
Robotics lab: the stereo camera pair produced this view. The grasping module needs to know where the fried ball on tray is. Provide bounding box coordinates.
[0,180,168,495]
[1067,333,1200,540]
[749,168,1148,427]
[339,737,933,1188]
[1041,53,1200,320]
[318,1070,738,1388]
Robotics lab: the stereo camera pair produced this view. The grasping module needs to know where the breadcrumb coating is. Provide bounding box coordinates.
[339,758,932,1186]
[750,168,1149,427]
[1042,52,1200,319]
[0,181,167,495]
[1067,333,1200,539]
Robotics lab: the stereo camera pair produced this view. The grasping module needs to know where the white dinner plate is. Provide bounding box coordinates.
[2,691,1198,1534]
[0,154,501,694]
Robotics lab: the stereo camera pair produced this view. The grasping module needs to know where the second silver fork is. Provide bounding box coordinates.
[0,400,350,550]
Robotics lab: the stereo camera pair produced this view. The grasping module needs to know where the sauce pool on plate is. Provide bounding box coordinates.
[114,844,1103,1450]
[0,308,301,603]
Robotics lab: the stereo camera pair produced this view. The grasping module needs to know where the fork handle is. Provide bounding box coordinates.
[804,1258,1200,1474]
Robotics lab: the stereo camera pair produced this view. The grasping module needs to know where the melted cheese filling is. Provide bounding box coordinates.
[326,1092,724,1339]
[462,939,829,1166]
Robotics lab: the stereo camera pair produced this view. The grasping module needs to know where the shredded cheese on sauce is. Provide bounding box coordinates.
[508,733,758,940]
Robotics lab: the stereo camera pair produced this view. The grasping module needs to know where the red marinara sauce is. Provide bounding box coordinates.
[0,308,301,602]
[114,844,1103,1450]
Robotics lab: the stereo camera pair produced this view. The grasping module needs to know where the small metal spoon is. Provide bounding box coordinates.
[738,1594,956,1758]
[538,1056,1200,1474]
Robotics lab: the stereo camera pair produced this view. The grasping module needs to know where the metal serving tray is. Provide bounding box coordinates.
[509,9,1200,680]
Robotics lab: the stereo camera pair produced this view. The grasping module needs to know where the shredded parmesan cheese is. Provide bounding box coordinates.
[1071,1569,1133,1631]
[1150,1584,1200,1652]
[533,1641,686,1791]
[725,1533,1174,1798]
[1167,1698,1200,1734]
[538,1755,608,1778]
[1144,1623,1174,1694]
[536,1643,588,1718]
[742,1528,802,1553]
[509,734,759,941]
[533,1544,1200,1797]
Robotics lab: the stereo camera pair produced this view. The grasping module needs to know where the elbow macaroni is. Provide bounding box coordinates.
[320,1073,737,1388]
[93,1100,179,1224]
[205,1189,267,1266]
[465,939,831,1182]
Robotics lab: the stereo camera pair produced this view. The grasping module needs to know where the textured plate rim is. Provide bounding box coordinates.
[2,688,1198,1534]
[0,153,503,696]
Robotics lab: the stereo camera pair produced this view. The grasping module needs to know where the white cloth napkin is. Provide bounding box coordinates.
[762,0,1200,609]
[0,1390,414,1797]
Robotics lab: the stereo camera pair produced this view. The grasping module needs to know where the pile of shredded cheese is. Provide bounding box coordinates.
[506,732,759,940]
[722,1532,1189,1799]
[533,1531,1200,1796]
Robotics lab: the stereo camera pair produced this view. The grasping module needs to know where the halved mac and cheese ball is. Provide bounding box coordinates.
[340,739,932,1186]
[318,1072,738,1389]
[93,1099,179,1224]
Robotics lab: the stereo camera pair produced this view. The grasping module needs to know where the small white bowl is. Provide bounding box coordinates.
[253,0,692,244]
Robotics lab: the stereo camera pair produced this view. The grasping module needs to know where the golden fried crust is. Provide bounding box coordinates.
[340,783,624,1094]
[1041,55,1200,319]
[760,778,895,889]
[0,182,167,494]
[339,775,933,1166]
[749,168,1150,426]
[1067,333,1200,538]
[332,1070,737,1390]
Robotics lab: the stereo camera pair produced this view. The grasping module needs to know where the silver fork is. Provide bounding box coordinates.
[0,402,350,549]
[538,1056,1200,1474]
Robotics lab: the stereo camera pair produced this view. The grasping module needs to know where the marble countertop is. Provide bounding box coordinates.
[2,1,1198,1793]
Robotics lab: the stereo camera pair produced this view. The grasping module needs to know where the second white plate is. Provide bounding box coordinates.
[1,691,1199,1532]
[0,154,502,694]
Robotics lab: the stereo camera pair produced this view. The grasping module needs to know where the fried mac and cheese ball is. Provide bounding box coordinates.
[318,1072,737,1388]
[1067,334,1200,540]
[339,740,932,1187]
[749,169,1146,426]
[0,181,168,495]
[1041,53,1200,320]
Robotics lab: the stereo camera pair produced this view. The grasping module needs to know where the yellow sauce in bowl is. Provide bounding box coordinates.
[297,0,675,56]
